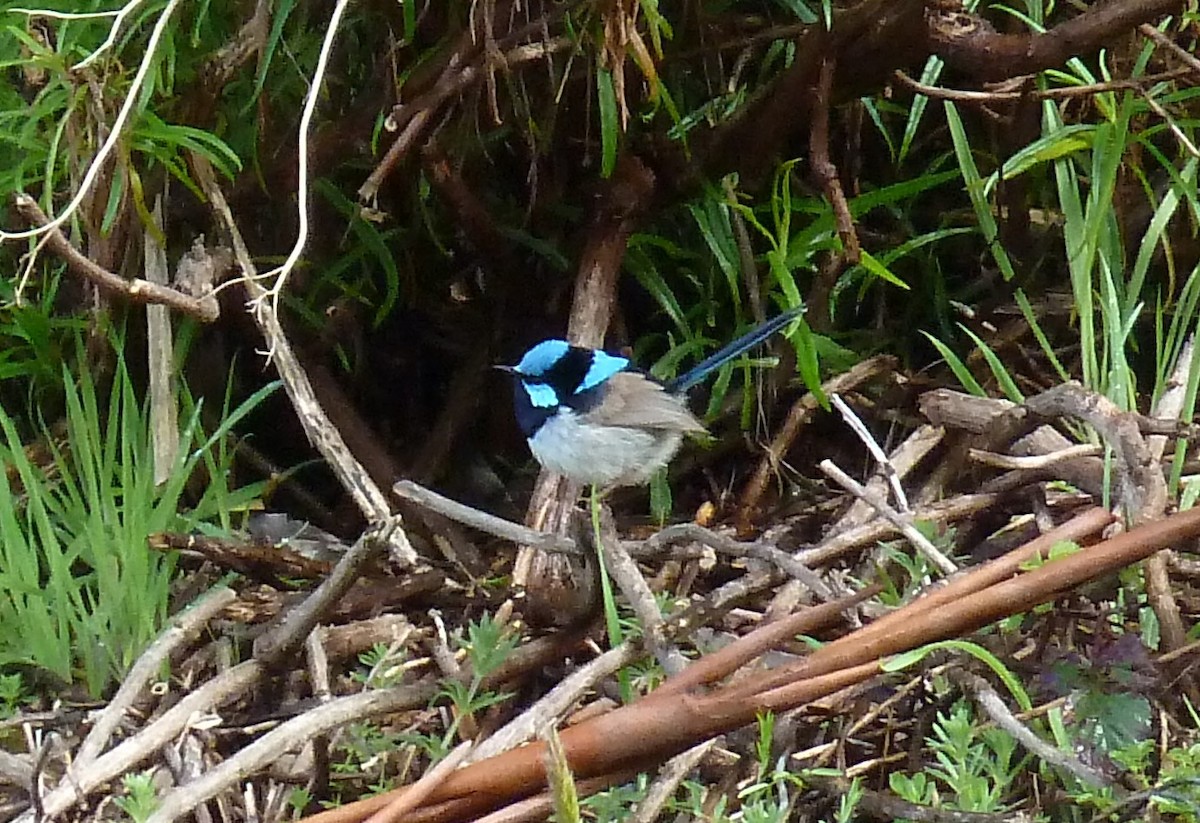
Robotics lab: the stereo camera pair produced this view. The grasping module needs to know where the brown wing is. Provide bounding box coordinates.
[582,372,705,433]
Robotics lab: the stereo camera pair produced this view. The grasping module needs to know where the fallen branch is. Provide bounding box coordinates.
[12,194,221,322]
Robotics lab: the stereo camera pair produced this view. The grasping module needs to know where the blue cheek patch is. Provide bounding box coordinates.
[523,381,560,409]
[579,351,629,392]
[516,340,570,376]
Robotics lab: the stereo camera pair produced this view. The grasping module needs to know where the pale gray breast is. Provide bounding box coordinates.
[580,372,705,433]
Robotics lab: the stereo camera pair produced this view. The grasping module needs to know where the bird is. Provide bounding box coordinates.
[500,305,805,488]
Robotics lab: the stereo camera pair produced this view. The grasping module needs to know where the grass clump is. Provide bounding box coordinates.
[0,343,274,698]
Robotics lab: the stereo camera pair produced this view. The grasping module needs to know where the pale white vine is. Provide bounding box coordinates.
[246,0,353,351]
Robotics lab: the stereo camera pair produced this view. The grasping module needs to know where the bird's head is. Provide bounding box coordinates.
[499,340,630,435]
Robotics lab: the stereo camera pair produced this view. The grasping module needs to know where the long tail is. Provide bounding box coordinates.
[666,304,805,393]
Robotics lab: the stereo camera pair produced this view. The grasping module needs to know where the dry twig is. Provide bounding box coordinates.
[12,195,220,322]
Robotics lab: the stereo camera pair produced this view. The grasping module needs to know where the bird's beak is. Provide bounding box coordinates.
[494,364,518,375]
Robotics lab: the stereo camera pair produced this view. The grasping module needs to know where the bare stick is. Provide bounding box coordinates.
[1144,340,1193,659]
[1139,86,1200,158]
[739,355,897,522]
[895,66,1192,103]
[17,660,262,822]
[831,393,908,512]
[145,682,439,823]
[145,196,180,485]
[819,459,958,575]
[954,671,1110,789]
[393,480,580,555]
[360,32,570,202]
[253,519,403,665]
[75,587,237,769]
[630,740,717,823]
[632,523,833,600]
[798,492,1000,568]
[0,749,32,791]
[827,423,944,533]
[397,478,829,594]
[1139,23,1200,79]
[304,631,333,800]
[1022,382,1166,522]
[809,57,860,264]
[968,444,1103,470]
[593,508,688,676]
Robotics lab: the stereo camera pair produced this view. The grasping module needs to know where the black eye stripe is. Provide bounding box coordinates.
[541,347,593,396]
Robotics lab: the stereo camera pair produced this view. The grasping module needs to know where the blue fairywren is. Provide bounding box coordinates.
[501,305,805,488]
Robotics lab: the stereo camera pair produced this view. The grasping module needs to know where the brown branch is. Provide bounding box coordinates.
[250,519,404,667]
[422,145,513,269]
[724,178,765,324]
[724,506,1115,702]
[367,742,475,823]
[919,388,1108,497]
[807,56,859,331]
[359,31,571,202]
[1020,383,1167,523]
[565,154,657,348]
[13,194,221,322]
[1144,341,1193,661]
[810,57,860,266]
[654,585,880,698]
[190,154,418,566]
[688,0,929,190]
[928,0,1186,82]
[675,0,1184,193]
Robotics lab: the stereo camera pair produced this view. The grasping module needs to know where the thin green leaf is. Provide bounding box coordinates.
[597,67,618,179]
[856,249,910,290]
[922,331,986,396]
[882,639,1032,711]
[958,324,1024,403]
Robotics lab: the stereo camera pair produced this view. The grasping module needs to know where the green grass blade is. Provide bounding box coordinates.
[597,67,618,179]
[922,331,986,397]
